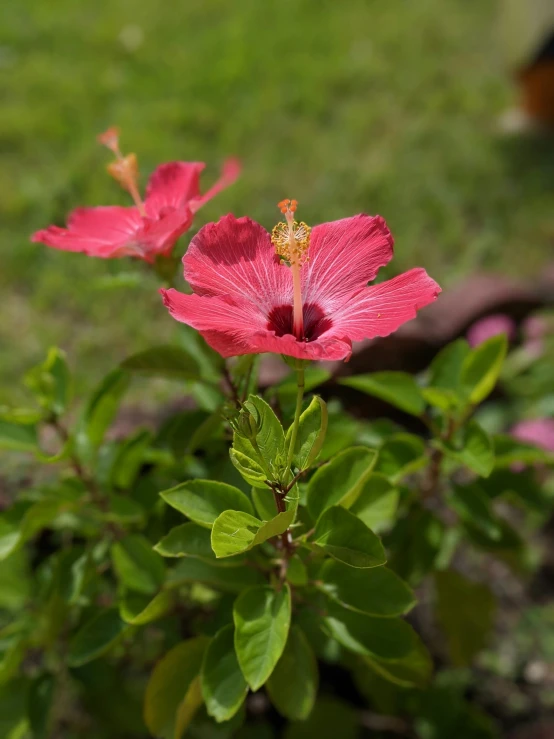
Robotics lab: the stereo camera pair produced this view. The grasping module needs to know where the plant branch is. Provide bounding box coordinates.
[223,363,241,408]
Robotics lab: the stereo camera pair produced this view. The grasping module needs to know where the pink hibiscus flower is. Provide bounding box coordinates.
[511,418,554,454]
[466,314,517,348]
[31,127,240,263]
[160,200,441,361]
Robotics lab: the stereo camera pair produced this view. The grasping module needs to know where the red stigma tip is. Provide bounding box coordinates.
[98,126,121,153]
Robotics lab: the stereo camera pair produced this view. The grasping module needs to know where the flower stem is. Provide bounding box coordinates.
[286,366,305,481]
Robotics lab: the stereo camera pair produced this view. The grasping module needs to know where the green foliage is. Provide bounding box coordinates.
[460,335,508,406]
[233,585,291,691]
[68,609,129,667]
[161,480,254,527]
[267,626,318,720]
[120,345,203,381]
[111,533,166,594]
[339,371,426,416]
[25,347,72,417]
[201,625,248,722]
[286,395,328,470]
[0,299,548,737]
[435,571,496,666]
[313,506,386,568]
[319,560,415,617]
[144,637,208,739]
[307,446,376,521]
[438,420,495,477]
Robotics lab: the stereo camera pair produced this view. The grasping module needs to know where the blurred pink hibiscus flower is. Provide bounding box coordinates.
[511,418,554,453]
[31,128,240,263]
[161,201,441,361]
[466,314,517,348]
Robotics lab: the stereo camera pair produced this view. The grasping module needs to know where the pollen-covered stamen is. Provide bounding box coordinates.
[98,127,146,216]
[271,199,311,340]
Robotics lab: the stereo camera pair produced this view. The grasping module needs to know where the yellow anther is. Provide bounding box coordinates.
[271,199,310,265]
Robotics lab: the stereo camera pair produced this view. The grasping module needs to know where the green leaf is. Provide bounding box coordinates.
[0,418,38,453]
[439,421,495,477]
[68,609,128,667]
[339,371,426,416]
[120,590,175,625]
[210,510,263,558]
[480,468,549,510]
[493,434,554,467]
[229,448,268,488]
[0,489,84,562]
[448,483,502,541]
[319,560,415,616]
[110,429,152,489]
[25,347,72,416]
[174,676,203,739]
[374,433,427,482]
[167,557,264,593]
[76,369,130,457]
[287,555,308,586]
[160,480,254,527]
[435,570,496,666]
[460,334,508,405]
[241,394,286,465]
[211,506,295,558]
[324,601,417,659]
[318,410,360,462]
[111,534,166,595]
[104,495,145,526]
[28,674,55,739]
[314,506,386,568]
[307,446,376,521]
[120,345,201,380]
[234,584,291,690]
[349,473,399,532]
[364,638,433,689]
[428,339,471,393]
[324,604,432,687]
[144,637,209,739]
[286,395,328,470]
[154,522,216,560]
[421,387,462,412]
[267,626,318,720]
[232,395,286,486]
[386,507,445,586]
[252,488,278,521]
[201,625,248,723]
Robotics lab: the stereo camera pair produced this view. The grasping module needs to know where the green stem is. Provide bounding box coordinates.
[285,366,305,481]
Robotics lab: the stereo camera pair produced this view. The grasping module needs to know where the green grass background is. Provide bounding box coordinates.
[1,0,553,402]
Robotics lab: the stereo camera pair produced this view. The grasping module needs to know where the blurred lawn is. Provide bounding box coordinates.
[1,0,553,402]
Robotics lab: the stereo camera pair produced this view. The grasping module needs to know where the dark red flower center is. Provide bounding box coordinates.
[267,303,332,342]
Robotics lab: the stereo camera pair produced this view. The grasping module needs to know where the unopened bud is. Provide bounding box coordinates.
[236,409,258,440]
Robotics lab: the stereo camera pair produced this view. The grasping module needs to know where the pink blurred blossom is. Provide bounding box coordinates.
[466,314,516,348]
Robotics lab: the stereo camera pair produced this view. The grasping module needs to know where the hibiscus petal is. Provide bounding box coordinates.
[331,268,441,340]
[140,208,194,261]
[302,214,394,312]
[145,162,205,217]
[160,288,351,360]
[31,206,143,258]
[189,157,241,213]
[201,330,352,361]
[184,215,292,311]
